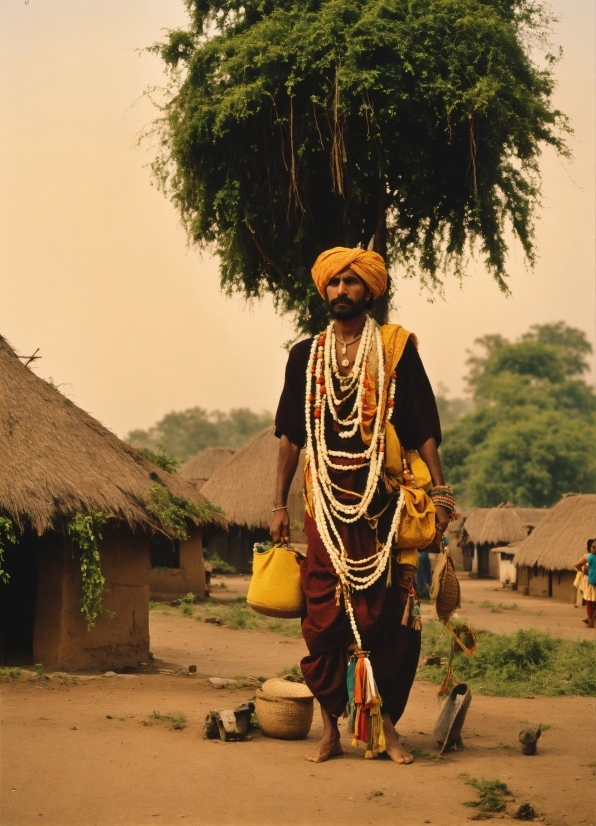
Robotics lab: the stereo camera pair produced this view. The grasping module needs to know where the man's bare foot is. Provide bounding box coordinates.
[305,731,343,763]
[382,713,414,764]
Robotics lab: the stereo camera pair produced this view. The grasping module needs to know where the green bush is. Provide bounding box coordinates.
[419,622,596,697]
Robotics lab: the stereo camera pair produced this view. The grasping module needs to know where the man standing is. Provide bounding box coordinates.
[271,247,456,764]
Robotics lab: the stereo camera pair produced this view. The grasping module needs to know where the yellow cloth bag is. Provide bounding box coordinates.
[395,487,437,550]
[247,543,305,619]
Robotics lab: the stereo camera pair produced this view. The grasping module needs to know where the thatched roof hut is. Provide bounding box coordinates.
[462,505,548,548]
[463,507,527,546]
[0,335,224,535]
[0,335,223,670]
[201,426,304,532]
[200,427,305,571]
[181,447,236,491]
[513,494,596,571]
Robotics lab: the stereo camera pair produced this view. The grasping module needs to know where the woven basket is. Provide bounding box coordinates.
[431,547,461,623]
[255,686,314,740]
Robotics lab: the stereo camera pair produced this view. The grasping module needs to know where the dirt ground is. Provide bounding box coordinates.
[1,577,595,826]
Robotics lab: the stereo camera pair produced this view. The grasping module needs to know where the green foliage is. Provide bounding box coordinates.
[203,548,236,574]
[441,322,596,507]
[277,664,301,678]
[147,481,223,540]
[149,0,568,334]
[127,407,273,462]
[194,600,302,635]
[0,515,17,584]
[137,447,180,473]
[179,592,196,604]
[150,710,187,729]
[461,775,510,817]
[35,663,43,676]
[0,667,21,680]
[419,621,596,697]
[66,512,109,630]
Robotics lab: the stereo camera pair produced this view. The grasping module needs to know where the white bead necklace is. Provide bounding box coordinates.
[305,317,402,649]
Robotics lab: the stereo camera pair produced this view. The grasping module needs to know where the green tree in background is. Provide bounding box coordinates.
[149,0,568,334]
[441,322,596,508]
[127,407,273,462]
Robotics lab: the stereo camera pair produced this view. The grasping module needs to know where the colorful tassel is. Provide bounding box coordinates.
[401,584,422,630]
[346,650,385,757]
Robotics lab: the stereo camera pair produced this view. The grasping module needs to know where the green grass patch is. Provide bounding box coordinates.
[478,600,518,613]
[410,747,441,761]
[278,664,301,678]
[461,775,511,818]
[52,672,78,683]
[419,620,596,697]
[149,602,171,615]
[179,604,194,617]
[149,710,186,730]
[194,599,302,636]
[0,667,21,680]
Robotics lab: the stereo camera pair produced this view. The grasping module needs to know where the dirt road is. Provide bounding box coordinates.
[2,577,595,826]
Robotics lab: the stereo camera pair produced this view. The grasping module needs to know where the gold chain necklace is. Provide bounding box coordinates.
[336,333,362,368]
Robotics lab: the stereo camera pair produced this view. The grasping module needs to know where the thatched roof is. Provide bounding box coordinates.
[181,447,236,490]
[0,336,225,535]
[462,505,549,547]
[514,508,549,530]
[514,494,596,571]
[201,426,305,531]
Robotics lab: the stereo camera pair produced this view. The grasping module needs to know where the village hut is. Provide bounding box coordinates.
[513,494,596,602]
[181,447,236,491]
[0,336,225,671]
[201,426,306,572]
[459,505,548,578]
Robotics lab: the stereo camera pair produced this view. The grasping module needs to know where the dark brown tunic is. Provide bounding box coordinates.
[275,333,441,721]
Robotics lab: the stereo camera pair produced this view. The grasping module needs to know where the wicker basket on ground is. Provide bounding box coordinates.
[256,678,314,740]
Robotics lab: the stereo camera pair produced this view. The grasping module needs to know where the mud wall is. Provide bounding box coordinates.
[34,527,149,671]
[149,529,206,600]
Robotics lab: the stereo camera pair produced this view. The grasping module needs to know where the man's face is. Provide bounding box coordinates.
[326,267,370,320]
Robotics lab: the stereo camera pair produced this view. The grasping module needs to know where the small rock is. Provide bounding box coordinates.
[158,669,174,675]
[106,715,114,719]
[204,616,223,625]
[188,665,197,674]
[208,677,237,689]
[103,671,117,678]
[519,726,541,755]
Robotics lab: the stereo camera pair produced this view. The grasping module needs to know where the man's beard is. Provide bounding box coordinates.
[329,295,367,320]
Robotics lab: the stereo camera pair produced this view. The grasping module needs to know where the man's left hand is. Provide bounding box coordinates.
[431,504,451,548]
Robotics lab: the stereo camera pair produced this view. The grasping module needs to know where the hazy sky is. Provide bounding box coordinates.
[1,0,594,438]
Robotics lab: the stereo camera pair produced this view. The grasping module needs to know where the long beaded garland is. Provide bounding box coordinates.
[305,316,404,651]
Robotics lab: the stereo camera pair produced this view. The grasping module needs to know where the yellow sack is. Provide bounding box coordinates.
[247,543,305,619]
[395,487,437,549]
[383,421,432,493]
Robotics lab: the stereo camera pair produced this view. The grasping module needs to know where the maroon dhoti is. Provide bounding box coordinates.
[300,512,421,723]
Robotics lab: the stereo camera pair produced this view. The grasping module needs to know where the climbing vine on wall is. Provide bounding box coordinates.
[147,482,222,541]
[66,511,109,630]
[0,516,17,584]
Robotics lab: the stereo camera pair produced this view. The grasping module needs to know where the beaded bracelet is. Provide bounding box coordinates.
[271,505,288,513]
[428,486,459,520]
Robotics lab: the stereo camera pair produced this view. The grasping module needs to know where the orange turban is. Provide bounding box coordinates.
[311,247,388,299]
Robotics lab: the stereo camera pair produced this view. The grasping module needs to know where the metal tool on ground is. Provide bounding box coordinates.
[204,701,255,741]
[433,683,472,755]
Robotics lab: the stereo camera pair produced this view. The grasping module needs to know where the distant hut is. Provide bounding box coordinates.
[201,426,306,572]
[514,494,596,602]
[0,336,224,671]
[181,447,236,491]
[460,505,548,578]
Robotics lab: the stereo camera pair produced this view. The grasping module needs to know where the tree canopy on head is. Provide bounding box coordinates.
[150,0,569,334]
